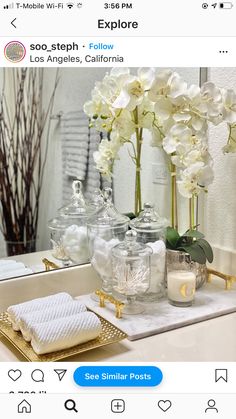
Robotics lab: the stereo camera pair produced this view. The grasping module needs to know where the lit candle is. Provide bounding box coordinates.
[167,270,196,307]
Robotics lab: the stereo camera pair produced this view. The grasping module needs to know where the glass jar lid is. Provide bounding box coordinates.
[111,230,152,258]
[89,188,104,211]
[59,180,91,219]
[48,214,71,231]
[130,203,169,233]
[87,187,129,228]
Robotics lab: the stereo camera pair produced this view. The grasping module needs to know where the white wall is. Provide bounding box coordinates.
[204,68,236,272]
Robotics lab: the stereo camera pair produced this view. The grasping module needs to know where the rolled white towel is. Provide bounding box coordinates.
[7,293,73,331]
[0,268,33,281]
[19,300,87,342]
[0,260,17,267]
[0,262,26,273]
[31,312,102,355]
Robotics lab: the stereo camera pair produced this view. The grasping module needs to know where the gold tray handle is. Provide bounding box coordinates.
[207,268,236,290]
[95,290,124,319]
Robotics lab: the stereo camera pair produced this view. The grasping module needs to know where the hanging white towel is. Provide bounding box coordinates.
[61,111,90,181]
[61,110,112,203]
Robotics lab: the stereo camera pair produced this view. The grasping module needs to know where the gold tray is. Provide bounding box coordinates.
[0,311,127,362]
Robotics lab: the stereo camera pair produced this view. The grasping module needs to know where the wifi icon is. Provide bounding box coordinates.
[67,2,74,8]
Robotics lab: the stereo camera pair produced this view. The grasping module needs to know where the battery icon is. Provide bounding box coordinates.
[219,2,233,8]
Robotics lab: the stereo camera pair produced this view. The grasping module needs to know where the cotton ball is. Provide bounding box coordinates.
[91,236,120,278]
[62,225,89,264]
[147,240,166,294]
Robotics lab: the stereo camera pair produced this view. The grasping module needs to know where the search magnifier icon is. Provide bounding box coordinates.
[64,399,78,413]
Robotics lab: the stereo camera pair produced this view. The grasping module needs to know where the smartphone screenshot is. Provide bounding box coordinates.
[0,0,235,417]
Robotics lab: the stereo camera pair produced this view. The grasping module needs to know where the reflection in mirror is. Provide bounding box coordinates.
[0,67,202,281]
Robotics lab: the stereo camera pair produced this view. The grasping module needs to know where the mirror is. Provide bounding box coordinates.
[0,67,211,281]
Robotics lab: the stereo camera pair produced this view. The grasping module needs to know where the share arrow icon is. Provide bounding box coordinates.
[54,369,67,381]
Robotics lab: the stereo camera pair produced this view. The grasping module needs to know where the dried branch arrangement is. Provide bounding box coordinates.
[0,68,59,256]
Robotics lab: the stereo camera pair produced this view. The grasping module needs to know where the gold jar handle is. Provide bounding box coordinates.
[95,290,124,319]
[42,258,60,271]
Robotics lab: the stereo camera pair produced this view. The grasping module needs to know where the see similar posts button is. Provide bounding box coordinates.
[73,366,163,387]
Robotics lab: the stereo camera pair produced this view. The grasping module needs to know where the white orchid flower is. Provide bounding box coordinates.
[148,69,173,102]
[221,89,236,124]
[198,82,223,120]
[177,162,214,198]
[112,68,155,111]
[163,124,193,154]
[112,110,136,139]
[154,97,174,121]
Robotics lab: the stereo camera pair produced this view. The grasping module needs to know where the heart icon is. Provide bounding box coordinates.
[158,400,172,412]
[8,369,22,381]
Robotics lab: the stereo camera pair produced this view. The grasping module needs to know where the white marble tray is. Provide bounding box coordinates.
[78,282,236,341]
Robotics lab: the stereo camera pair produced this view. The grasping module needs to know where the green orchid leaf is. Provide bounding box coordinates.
[178,243,207,264]
[124,212,136,220]
[197,238,214,263]
[166,227,180,249]
[183,230,205,239]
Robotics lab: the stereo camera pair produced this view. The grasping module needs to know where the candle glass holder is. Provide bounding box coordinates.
[167,250,196,307]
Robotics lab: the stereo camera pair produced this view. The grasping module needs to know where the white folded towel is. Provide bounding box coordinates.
[7,293,73,331]
[31,312,102,355]
[19,300,87,341]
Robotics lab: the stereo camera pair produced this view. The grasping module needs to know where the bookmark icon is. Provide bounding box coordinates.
[54,369,67,381]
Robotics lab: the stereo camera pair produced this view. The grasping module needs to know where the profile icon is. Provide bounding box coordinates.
[205,399,218,413]
[4,41,26,63]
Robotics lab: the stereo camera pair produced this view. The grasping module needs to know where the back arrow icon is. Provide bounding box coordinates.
[11,18,17,28]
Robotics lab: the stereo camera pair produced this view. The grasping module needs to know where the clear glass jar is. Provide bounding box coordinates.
[167,250,196,307]
[111,230,152,314]
[130,203,169,301]
[87,187,130,294]
[48,180,92,265]
[47,214,71,263]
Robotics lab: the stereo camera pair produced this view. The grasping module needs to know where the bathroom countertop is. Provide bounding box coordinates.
[0,258,235,362]
[0,311,235,362]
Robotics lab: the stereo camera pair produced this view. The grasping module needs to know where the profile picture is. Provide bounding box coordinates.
[4,41,26,63]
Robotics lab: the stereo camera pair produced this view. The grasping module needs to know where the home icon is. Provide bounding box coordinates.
[18,399,31,414]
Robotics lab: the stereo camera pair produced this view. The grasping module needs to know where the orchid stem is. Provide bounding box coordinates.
[189,196,195,230]
[133,108,142,216]
[171,162,178,230]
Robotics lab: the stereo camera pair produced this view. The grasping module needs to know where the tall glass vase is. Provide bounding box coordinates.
[6,239,36,256]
